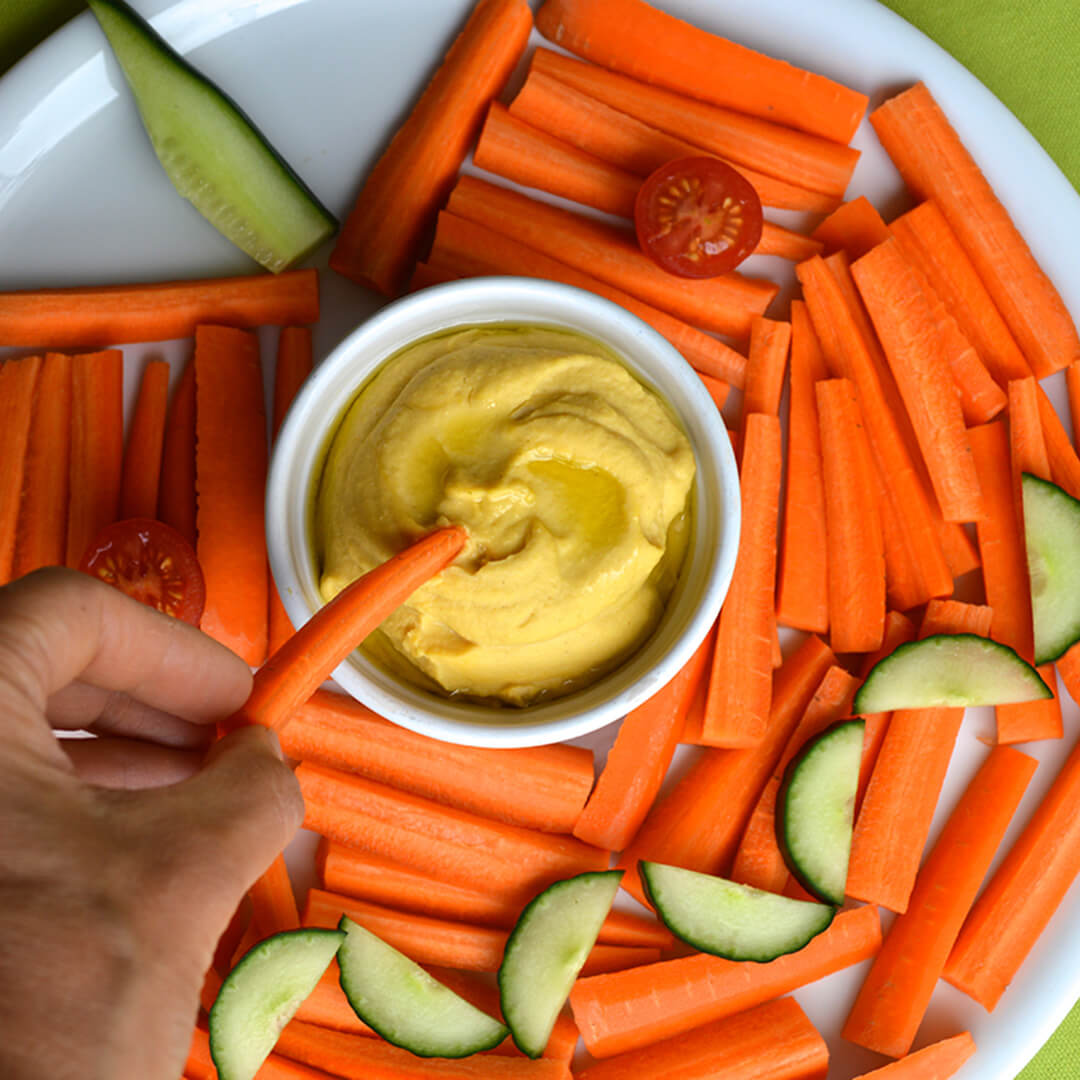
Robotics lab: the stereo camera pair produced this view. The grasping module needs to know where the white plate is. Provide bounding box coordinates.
[2,2,1079,1077]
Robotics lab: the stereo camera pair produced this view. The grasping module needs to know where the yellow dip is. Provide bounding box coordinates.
[315,324,696,706]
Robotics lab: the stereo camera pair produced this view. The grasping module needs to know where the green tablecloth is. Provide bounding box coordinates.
[1,1,1078,1076]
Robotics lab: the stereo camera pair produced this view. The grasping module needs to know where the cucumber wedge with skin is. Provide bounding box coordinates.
[776,719,864,906]
[209,927,345,1080]
[498,870,622,1059]
[1023,472,1080,664]
[853,633,1052,715]
[639,861,835,962]
[336,916,508,1058]
[88,0,337,272]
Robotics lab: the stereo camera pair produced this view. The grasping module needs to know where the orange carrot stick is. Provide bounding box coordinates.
[268,327,314,654]
[65,349,123,568]
[0,355,43,584]
[852,238,985,524]
[157,360,197,547]
[816,378,885,653]
[1036,383,1080,502]
[573,624,714,852]
[534,0,867,143]
[698,372,730,411]
[776,302,829,634]
[530,48,859,198]
[297,762,607,898]
[248,852,300,939]
[119,359,169,521]
[428,210,748,385]
[445,173,777,339]
[1068,361,1080,451]
[850,1033,976,1080]
[741,317,791,424]
[574,997,829,1080]
[871,83,1080,379]
[12,353,71,578]
[945,731,1080,1010]
[797,255,952,609]
[730,664,859,894]
[843,745,1036,1057]
[195,325,268,665]
[231,527,467,733]
[508,69,841,214]
[620,634,835,903]
[569,904,881,1059]
[811,196,890,261]
[701,413,782,747]
[281,688,594,834]
[329,0,532,295]
[848,600,994,914]
[0,270,319,348]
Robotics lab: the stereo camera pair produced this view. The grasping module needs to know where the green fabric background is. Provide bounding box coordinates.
[1,0,1079,1075]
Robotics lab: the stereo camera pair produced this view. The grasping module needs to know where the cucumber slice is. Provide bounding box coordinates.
[88,0,337,272]
[209,927,345,1080]
[853,633,1052,714]
[336,916,508,1058]
[639,861,835,961]
[1023,472,1080,664]
[498,871,622,1058]
[776,719,863,905]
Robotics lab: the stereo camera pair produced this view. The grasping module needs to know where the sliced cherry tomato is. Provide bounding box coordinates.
[634,156,763,278]
[79,517,206,626]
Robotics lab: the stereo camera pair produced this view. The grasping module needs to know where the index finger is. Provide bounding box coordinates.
[0,569,253,725]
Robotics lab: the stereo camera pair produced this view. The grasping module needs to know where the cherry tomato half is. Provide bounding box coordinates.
[634,156,763,278]
[79,517,206,626]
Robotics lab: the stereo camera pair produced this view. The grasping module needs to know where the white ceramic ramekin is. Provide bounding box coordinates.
[267,277,740,748]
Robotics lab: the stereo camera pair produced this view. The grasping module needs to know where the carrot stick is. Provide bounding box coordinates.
[302,889,656,975]
[427,210,748,386]
[0,355,43,584]
[569,904,881,1059]
[698,373,730,411]
[811,196,889,261]
[248,852,300,939]
[1036,382,1080,502]
[998,381,1064,742]
[776,302,829,634]
[231,527,467,733]
[741,317,791,424]
[297,762,607,898]
[847,600,994,914]
[620,634,835,904]
[12,353,71,578]
[157,359,197,546]
[843,745,1037,1057]
[65,349,123,568]
[530,48,859,198]
[281,688,593,833]
[855,610,917,811]
[268,327,314,655]
[0,270,319,348]
[329,0,532,295]
[186,1023,340,1080]
[816,378,885,653]
[409,261,460,291]
[194,325,268,665]
[508,69,840,214]
[534,0,867,143]
[1068,361,1080,451]
[445,173,777,339]
[871,83,1080,379]
[573,624,714,852]
[473,104,821,263]
[701,413,782,747]
[850,1033,976,1079]
[575,996,829,1080]
[276,1020,573,1079]
[797,256,952,609]
[730,664,859,894]
[852,238,986,524]
[119,359,169,521]
[295,964,371,1037]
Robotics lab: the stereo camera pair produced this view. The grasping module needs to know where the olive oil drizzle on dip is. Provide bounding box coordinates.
[315,324,696,706]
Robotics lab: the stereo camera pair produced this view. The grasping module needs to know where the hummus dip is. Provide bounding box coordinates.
[315,324,696,706]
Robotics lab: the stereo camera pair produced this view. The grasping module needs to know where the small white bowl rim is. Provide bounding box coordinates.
[267,277,740,748]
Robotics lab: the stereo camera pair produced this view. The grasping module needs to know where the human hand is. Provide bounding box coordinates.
[0,568,304,1080]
